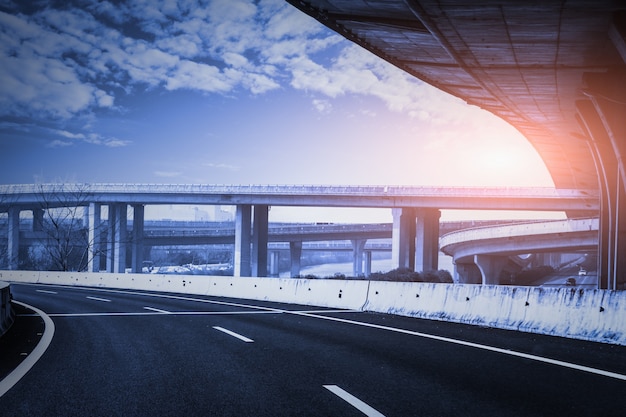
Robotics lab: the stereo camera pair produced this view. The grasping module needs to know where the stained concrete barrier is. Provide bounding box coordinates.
[0,281,14,338]
[0,270,369,311]
[362,281,626,345]
[2,270,625,345]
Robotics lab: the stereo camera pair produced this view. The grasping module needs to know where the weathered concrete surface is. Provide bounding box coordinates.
[0,281,14,338]
[3,270,625,345]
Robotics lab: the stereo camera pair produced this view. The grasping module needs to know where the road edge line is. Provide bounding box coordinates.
[0,300,55,398]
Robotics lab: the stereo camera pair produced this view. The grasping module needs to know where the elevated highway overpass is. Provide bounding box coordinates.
[0,183,600,283]
[284,0,626,290]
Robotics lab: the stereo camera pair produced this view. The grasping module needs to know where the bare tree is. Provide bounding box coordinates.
[31,183,98,271]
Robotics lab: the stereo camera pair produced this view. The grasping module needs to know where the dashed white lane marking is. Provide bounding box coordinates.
[213,326,254,343]
[143,307,171,314]
[324,385,386,417]
[86,296,111,303]
[36,289,57,294]
[0,301,55,398]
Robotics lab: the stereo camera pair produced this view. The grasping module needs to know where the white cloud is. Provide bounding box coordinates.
[203,162,239,171]
[312,99,332,114]
[154,170,182,178]
[0,0,476,132]
[47,139,73,148]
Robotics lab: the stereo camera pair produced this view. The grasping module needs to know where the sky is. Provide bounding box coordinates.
[0,0,559,222]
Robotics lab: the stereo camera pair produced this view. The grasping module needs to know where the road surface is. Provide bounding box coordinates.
[1,283,625,416]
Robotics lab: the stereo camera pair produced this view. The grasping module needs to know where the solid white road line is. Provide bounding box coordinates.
[212,326,254,343]
[324,385,386,417]
[36,289,57,294]
[293,311,626,382]
[143,307,171,314]
[86,296,111,303]
[0,301,55,398]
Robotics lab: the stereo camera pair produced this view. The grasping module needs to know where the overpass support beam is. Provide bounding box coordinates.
[454,262,482,284]
[289,241,302,278]
[131,204,144,273]
[234,205,252,277]
[474,255,509,285]
[578,70,626,289]
[415,208,440,272]
[113,204,127,273]
[251,205,269,277]
[352,239,367,277]
[7,207,19,270]
[364,251,372,277]
[32,208,43,232]
[269,251,280,277]
[391,207,440,272]
[87,203,102,272]
[391,208,416,270]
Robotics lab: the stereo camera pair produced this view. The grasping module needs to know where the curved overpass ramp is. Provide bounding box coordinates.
[440,218,598,285]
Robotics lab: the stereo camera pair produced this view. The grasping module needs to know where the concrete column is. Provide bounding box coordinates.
[106,205,116,272]
[131,204,144,273]
[352,239,366,277]
[454,262,482,284]
[7,207,19,270]
[251,205,269,277]
[364,251,372,277]
[391,207,416,270]
[289,241,302,278]
[474,254,509,285]
[113,204,127,273]
[234,205,252,277]
[32,208,44,232]
[87,203,101,272]
[415,208,441,272]
[269,251,280,277]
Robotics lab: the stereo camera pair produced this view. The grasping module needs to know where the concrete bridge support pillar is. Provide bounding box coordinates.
[577,70,626,289]
[289,241,302,278]
[352,239,366,277]
[474,254,509,285]
[251,205,269,277]
[32,208,44,232]
[87,203,102,272]
[364,251,372,277]
[234,204,252,277]
[391,208,416,270]
[269,251,280,277]
[113,204,127,273]
[131,204,144,273]
[7,207,19,270]
[415,208,440,272]
[391,207,440,273]
[454,262,482,284]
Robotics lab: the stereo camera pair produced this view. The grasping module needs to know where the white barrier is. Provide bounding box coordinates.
[0,270,369,311]
[2,270,625,345]
[363,281,626,345]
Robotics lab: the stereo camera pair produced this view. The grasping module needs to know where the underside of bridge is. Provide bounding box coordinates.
[286,0,626,289]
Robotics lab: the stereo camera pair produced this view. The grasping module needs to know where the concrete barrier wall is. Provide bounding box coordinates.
[0,281,14,338]
[363,281,626,345]
[0,270,369,311]
[2,270,625,345]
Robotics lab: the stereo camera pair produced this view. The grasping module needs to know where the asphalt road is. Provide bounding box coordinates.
[1,283,625,416]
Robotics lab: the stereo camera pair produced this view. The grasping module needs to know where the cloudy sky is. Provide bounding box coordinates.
[0,0,559,221]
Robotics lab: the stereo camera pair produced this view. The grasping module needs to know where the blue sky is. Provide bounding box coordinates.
[0,0,559,222]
